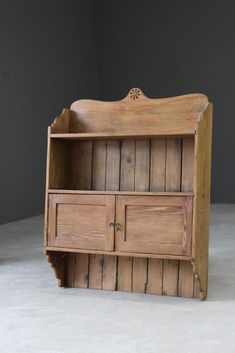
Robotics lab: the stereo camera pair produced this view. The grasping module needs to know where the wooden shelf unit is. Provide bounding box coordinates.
[45,88,212,300]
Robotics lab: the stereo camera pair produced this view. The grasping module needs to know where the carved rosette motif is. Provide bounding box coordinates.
[129,88,142,100]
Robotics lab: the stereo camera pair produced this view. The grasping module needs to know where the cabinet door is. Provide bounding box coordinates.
[115,196,193,256]
[47,194,115,251]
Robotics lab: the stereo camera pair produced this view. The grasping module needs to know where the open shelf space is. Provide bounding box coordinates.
[48,136,195,193]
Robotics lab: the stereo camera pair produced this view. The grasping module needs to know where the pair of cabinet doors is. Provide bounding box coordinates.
[47,194,193,256]
[47,194,192,255]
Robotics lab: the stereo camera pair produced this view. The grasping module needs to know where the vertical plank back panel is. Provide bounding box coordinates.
[71,140,93,287]
[89,140,107,289]
[132,139,149,292]
[146,139,166,294]
[117,140,135,291]
[102,140,120,290]
[120,140,135,191]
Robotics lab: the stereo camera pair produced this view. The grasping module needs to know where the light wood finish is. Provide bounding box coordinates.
[45,88,212,300]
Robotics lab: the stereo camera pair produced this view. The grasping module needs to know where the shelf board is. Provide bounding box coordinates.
[50,131,195,140]
[48,189,194,197]
[46,246,193,261]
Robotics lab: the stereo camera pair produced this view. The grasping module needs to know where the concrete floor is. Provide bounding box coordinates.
[0,204,235,353]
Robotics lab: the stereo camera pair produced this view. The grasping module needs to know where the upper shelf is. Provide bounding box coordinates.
[50,131,195,140]
[50,88,209,135]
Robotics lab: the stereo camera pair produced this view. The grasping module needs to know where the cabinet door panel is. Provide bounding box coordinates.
[115,196,192,256]
[48,194,115,251]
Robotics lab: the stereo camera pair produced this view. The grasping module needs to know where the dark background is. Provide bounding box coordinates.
[0,0,234,224]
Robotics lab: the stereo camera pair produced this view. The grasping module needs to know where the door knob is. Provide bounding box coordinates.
[109,222,115,228]
[115,223,122,231]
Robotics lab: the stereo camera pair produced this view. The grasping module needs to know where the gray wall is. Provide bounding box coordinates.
[0,0,99,224]
[1,0,234,224]
[94,0,235,203]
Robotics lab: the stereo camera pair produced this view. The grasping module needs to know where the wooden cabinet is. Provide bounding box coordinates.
[47,194,192,256]
[45,88,212,300]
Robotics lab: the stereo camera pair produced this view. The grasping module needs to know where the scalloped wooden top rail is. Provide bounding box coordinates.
[50,87,209,136]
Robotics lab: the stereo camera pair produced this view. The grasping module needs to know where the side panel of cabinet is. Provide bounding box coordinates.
[48,194,115,251]
[115,195,193,256]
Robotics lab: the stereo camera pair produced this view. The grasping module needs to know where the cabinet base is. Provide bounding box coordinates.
[47,251,206,300]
